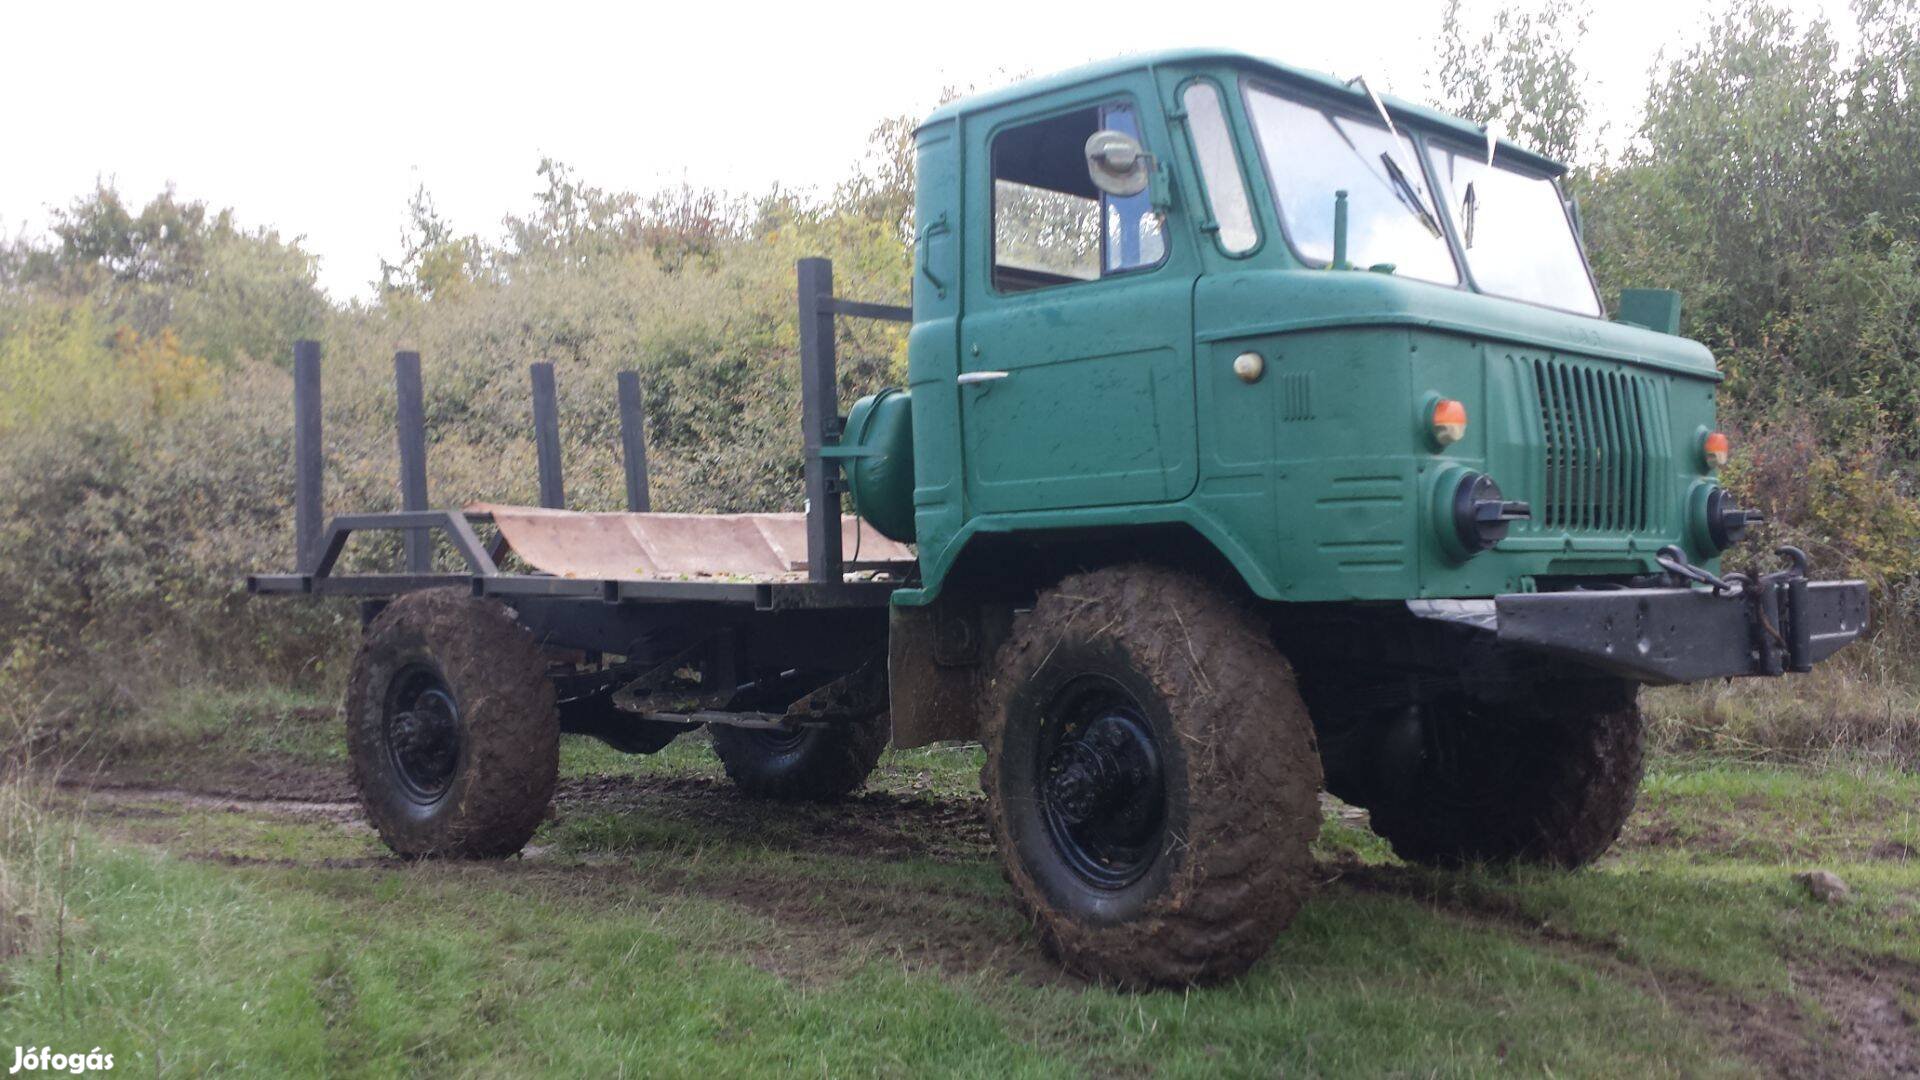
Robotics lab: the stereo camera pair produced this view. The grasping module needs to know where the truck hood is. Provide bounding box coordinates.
[1195,270,1720,381]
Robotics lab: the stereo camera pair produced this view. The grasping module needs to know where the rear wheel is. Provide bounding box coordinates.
[559,692,694,755]
[710,717,888,801]
[1361,677,1644,868]
[980,563,1322,988]
[345,589,559,858]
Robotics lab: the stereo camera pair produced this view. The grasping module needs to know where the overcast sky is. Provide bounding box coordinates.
[1,0,1857,300]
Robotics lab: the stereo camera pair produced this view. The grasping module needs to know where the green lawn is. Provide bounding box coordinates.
[3,690,1916,1076]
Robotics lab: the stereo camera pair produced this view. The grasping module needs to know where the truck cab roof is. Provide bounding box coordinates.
[920,47,1566,178]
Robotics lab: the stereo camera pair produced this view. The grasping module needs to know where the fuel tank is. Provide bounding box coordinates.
[841,387,916,543]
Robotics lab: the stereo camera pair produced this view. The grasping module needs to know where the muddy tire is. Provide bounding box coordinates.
[1364,678,1644,868]
[979,563,1322,988]
[711,714,888,802]
[345,589,559,858]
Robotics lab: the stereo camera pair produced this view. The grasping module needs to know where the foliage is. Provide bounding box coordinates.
[1440,0,1920,611]
[5,184,329,366]
[1432,0,1597,166]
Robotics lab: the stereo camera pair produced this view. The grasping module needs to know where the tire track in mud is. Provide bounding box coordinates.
[552,773,994,864]
[59,782,365,821]
[1328,861,1918,1078]
[533,774,1063,985]
[58,771,1061,988]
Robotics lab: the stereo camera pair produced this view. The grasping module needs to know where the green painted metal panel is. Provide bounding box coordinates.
[842,388,916,543]
[895,54,1728,609]
[955,78,1199,516]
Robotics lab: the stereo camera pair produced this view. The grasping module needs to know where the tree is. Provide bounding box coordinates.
[832,115,918,243]
[6,184,326,364]
[1431,0,1597,166]
[377,184,484,301]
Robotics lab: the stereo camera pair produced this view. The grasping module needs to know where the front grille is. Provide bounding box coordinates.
[1530,358,1660,533]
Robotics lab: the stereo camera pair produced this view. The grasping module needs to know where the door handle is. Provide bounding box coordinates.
[957,371,1010,385]
[917,213,950,299]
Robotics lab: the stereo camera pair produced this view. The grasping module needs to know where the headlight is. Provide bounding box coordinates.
[1435,469,1531,560]
[1688,483,1763,553]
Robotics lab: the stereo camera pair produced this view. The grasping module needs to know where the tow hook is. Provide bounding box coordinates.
[1657,544,1816,673]
[1757,545,1814,673]
[1654,545,1743,596]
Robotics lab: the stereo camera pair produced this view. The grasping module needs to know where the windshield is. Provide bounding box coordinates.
[1244,85,1458,286]
[1425,143,1601,316]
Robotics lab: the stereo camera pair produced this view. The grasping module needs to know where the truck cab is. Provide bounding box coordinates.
[889,49,1746,608]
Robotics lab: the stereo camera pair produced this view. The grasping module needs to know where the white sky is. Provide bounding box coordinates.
[0,0,1857,300]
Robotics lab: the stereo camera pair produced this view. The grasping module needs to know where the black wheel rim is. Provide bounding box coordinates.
[383,663,463,805]
[1037,675,1167,890]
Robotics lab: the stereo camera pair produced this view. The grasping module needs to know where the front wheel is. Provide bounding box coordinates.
[980,563,1322,988]
[1362,677,1645,868]
[345,589,559,858]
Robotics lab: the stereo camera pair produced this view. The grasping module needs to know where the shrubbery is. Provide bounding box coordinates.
[1579,0,1920,617]
[0,142,912,745]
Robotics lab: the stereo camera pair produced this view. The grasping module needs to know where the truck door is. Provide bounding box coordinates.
[957,95,1198,515]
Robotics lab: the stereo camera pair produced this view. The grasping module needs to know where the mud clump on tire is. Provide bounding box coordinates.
[345,589,559,858]
[711,714,889,802]
[1365,678,1645,869]
[979,563,1322,988]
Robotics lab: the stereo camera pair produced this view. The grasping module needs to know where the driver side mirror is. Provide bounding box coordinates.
[1084,130,1163,205]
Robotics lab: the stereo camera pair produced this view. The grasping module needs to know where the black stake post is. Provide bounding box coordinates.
[394,351,431,572]
[617,370,651,513]
[796,258,842,583]
[293,340,324,573]
[530,362,566,509]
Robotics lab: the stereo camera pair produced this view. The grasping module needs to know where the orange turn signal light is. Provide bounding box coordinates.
[1703,430,1730,470]
[1432,398,1468,447]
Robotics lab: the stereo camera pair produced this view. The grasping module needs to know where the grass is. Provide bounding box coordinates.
[2,688,1917,1076]
[1644,645,1920,767]
[0,699,68,970]
[62,685,345,780]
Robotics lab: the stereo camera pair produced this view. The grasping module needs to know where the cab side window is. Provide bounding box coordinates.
[1181,81,1259,254]
[991,102,1165,293]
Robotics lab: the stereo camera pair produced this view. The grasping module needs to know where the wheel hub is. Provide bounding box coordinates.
[1039,682,1167,890]
[384,668,462,803]
[1046,715,1152,825]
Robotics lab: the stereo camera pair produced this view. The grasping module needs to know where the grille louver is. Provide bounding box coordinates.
[1529,358,1661,534]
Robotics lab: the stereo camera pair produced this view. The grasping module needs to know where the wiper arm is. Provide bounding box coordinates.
[1380,152,1444,239]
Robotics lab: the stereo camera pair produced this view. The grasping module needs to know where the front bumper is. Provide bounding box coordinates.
[1411,574,1870,685]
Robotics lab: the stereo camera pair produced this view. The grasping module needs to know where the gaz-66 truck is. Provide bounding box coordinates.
[253,49,1869,987]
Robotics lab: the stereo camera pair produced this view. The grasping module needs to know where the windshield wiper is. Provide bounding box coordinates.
[1460,181,1479,249]
[1380,152,1444,239]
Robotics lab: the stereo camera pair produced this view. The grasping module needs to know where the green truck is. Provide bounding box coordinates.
[254,48,1870,987]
